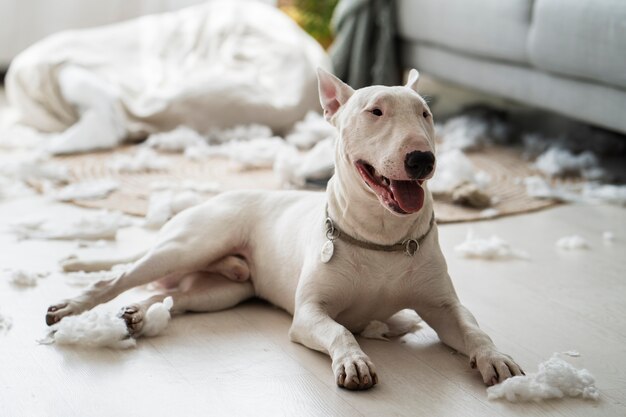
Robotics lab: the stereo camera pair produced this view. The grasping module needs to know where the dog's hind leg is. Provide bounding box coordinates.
[119,272,255,335]
[46,203,247,325]
[60,249,147,272]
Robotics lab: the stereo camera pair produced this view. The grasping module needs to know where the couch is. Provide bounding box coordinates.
[396,0,626,135]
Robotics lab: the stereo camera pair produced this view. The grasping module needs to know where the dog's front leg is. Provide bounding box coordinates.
[416,287,524,385]
[289,302,378,390]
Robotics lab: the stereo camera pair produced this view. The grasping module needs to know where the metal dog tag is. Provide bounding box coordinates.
[320,240,334,263]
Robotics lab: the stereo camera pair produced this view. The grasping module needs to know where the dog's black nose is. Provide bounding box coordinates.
[404,151,435,179]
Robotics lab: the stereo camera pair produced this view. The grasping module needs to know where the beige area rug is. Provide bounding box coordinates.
[41,145,560,224]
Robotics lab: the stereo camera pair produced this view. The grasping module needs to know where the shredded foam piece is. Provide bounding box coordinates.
[145,126,206,152]
[144,190,204,229]
[429,149,490,195]
[141,297,174,337]
[108,147,169,173]
[3,269,48,287]
[285,111,335,150]
[556,235,590,250]
[455,230,529,260]
[0,311,12,333]
[12,210,132,241]
[534,147,600,178]
[563,350,581,357]
[487,354,599,402]
[53,179,119,201]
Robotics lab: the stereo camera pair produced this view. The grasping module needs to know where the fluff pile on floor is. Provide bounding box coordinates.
[3,269,49,287]
[487,354,599,402]
[0,311,12,333]
[42,297,174,349]
[454,231,529,260]
[11,209,134,241]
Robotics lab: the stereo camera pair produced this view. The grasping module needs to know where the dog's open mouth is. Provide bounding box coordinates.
[355,161,425,215]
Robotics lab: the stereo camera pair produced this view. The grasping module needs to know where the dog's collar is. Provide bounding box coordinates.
[323,206,436,258]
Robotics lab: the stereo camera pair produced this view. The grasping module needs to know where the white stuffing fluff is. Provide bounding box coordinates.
[523,176,571,201]
[12,210,132,240]
[141,297,174,337]
[360,321,390,341]
[64,263,131,287]
[534,147,600,178]
[149,179,220,193]
[145,126,206,152]
[0,152,70,184]
[3,269,48,287]
[525,177,626,206]
[479,208,500,219]
[563,350,581,357]
[455,230,529,260]
[0,311,12,333]
[108,147,169,173]
[602,231,615,242]
[0,176,34,200]
[429,149,490,195]
[53,179,119,201]
[556,235,590,250]
[486,354,599,402]
[274,137,335,187]
[207,124,273,145]
[48,308,136,349]
[582,184,626,206]
[46,296,174,348]
[145,190,204,229]
[285,111,335,150]
[189,137,289,169]
[438,115,489,151]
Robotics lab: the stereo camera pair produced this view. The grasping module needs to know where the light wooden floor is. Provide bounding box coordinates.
[0,194,624,417]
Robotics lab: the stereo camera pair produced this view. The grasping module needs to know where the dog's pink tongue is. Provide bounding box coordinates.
[390,180,424,213]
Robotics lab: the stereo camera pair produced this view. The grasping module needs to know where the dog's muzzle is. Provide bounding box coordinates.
[404,151,435,180]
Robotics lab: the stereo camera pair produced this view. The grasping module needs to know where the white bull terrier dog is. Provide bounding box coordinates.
[47,68,523,390]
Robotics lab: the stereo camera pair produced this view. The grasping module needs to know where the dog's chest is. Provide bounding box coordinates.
[329,249,428,331]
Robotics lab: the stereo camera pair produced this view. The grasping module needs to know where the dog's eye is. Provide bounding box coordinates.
[422,111,429,118]
[371,108,383,117]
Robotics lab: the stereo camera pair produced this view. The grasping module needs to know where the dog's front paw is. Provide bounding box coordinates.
[470,348,524,386]
[332,352,378,390]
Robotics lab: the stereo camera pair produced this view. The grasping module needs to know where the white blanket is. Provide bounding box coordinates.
[6,0,330,136]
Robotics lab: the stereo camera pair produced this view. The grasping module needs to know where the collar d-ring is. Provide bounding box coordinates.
[403,239,419,256]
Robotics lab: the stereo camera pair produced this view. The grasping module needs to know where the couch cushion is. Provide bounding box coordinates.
[396,0,532,64]
[529,0,626,89]
[402,44,626,134]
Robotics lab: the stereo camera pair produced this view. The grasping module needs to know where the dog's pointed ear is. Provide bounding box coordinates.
[405,69,420,92]
[317,68,354,121]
